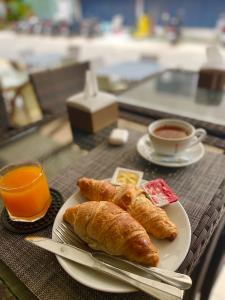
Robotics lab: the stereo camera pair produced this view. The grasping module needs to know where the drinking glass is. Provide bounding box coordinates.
[0,161,52,222]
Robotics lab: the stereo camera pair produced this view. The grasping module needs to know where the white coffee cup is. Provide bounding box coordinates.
[148,119,206,156]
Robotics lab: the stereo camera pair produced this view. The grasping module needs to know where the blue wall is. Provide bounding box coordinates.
[81,0,225,28]
[82,0,135,26]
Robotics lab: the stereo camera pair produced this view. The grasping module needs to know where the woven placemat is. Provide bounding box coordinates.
[1,129,225,300]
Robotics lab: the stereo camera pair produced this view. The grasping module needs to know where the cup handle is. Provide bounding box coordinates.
[188,128,206,148]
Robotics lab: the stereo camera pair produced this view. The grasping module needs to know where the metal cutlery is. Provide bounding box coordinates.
[54,222,191,290]
[25,236,183,300]
[146,139,190,164]
[151,154,190,164]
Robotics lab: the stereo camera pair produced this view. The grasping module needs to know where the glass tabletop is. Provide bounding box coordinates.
[119,70,225,126]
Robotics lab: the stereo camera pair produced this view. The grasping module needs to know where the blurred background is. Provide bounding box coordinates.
[0,0,225,129]
[0,2,225,300]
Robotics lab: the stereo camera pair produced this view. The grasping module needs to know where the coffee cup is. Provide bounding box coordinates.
[148,119,206,156]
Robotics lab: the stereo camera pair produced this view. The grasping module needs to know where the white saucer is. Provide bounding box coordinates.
[137,134,205,168]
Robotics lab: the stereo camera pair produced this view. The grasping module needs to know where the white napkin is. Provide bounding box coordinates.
[67,70,116,113]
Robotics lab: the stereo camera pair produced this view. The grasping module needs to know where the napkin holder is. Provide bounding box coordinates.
[67,71,118,133]
[198,46,225,91]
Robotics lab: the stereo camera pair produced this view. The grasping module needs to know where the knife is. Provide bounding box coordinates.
[25,236,183,300]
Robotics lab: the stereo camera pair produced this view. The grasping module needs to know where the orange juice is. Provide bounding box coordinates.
[0,163,52,222]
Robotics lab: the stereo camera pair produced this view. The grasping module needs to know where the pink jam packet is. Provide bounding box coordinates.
[143,178,179,207]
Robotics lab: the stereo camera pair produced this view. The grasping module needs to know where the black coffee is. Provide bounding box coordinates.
[154,126,189,139]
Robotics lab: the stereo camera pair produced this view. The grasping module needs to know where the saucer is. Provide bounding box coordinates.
[137,134,205,168]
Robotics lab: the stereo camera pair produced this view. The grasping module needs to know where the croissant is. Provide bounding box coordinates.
[77,177,177,241]
[63,201,159,266]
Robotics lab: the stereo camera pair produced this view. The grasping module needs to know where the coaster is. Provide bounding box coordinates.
[1,189,64,234]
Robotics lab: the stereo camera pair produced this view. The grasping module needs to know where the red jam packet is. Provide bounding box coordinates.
[142,179,179,207]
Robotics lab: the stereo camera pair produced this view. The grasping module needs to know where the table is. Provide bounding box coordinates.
[119,70,225,128]
[97,60,164,82]
[118,70,225,150]
[0,71,225,300]
[0,125,225,300]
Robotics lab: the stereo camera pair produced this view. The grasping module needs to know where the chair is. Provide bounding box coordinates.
[30,62,90,118]
[19,83,43,124]
[184,214,225,300]
[0,93,10,136]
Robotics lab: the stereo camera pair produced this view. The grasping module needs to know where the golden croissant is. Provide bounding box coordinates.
[77,177,177,241]
[63,201,159,266]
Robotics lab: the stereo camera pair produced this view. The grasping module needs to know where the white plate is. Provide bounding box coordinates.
[137,134,205,168]
[52,182,191,293]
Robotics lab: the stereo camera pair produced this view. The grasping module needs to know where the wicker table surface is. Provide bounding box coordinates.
[0,129,225,300]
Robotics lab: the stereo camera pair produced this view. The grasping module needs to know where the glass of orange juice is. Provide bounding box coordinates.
[0,161,52,222]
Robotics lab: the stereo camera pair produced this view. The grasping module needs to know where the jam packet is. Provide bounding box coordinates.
[142,178,179,207]
[111,167,143,186]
